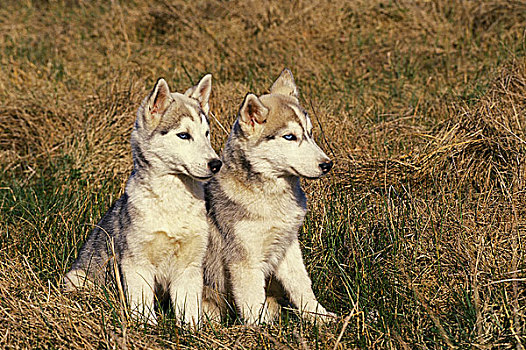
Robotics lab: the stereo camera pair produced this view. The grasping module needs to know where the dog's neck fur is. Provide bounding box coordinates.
[129,163,204,202]
[128,131,204,200]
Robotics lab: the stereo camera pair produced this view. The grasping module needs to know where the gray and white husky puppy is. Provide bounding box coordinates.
[203,69,334,324]
[64,75,222,326]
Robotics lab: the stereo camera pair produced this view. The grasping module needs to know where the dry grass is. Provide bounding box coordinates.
[1,0,525,348]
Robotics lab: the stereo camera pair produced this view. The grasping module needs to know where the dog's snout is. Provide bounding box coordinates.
[319,160,333,174]
[208,159,223,174]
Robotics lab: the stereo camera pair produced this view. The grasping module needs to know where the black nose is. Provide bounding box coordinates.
[319,160,333,174]
[208,159,222,174]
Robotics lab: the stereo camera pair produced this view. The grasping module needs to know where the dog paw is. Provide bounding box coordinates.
[317,311,337,323]
[301,307,337,324]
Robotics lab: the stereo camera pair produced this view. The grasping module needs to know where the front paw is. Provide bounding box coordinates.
[181,313,202,328]
[301,306,337,324]
[173,304,202,327]
[317,310,337,323]
[242,303,276,325]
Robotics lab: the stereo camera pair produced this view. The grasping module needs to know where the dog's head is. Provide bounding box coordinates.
[132,75,222,180]
[228,68,332,179]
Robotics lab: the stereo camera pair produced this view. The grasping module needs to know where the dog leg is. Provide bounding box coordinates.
[263,276,286,322]
[122,261,157,325]
[274,240,335,323]
[229,263,270,325]
[170,265,203,326]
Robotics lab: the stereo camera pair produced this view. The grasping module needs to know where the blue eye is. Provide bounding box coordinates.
[177,132,191,140]
[283,134,297,141]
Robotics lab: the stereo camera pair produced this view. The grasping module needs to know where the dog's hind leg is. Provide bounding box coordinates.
[202,285,225,323]
[264,276,287,322]
[63,269,93,291]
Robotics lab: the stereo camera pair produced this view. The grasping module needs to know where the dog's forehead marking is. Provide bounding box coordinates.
[258,94,307,137]
[187,102,200,121]
[171,92,202,119]
[179,94,210,127]
[177,110,209,135]
[153,94,207,135]
[155,104,183,133]
[288,103,310,132]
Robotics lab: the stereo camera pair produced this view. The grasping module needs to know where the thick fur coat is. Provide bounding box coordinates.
[203,69,334,324]
[64,75,222,326]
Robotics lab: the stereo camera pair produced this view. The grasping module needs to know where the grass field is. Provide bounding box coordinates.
[1,0,525,348]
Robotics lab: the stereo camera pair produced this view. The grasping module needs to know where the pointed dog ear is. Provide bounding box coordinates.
[149,78,172,115]
[238,93,269,128]
[144,78,172,129]
[185,74,212,114]
[270,68,298,98]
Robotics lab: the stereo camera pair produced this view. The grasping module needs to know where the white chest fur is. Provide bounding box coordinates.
[222,175,307,273]
[125,174,209,270]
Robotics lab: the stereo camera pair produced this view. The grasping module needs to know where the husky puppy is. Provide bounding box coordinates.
[203,69,334,324]
[64,75,222,326]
